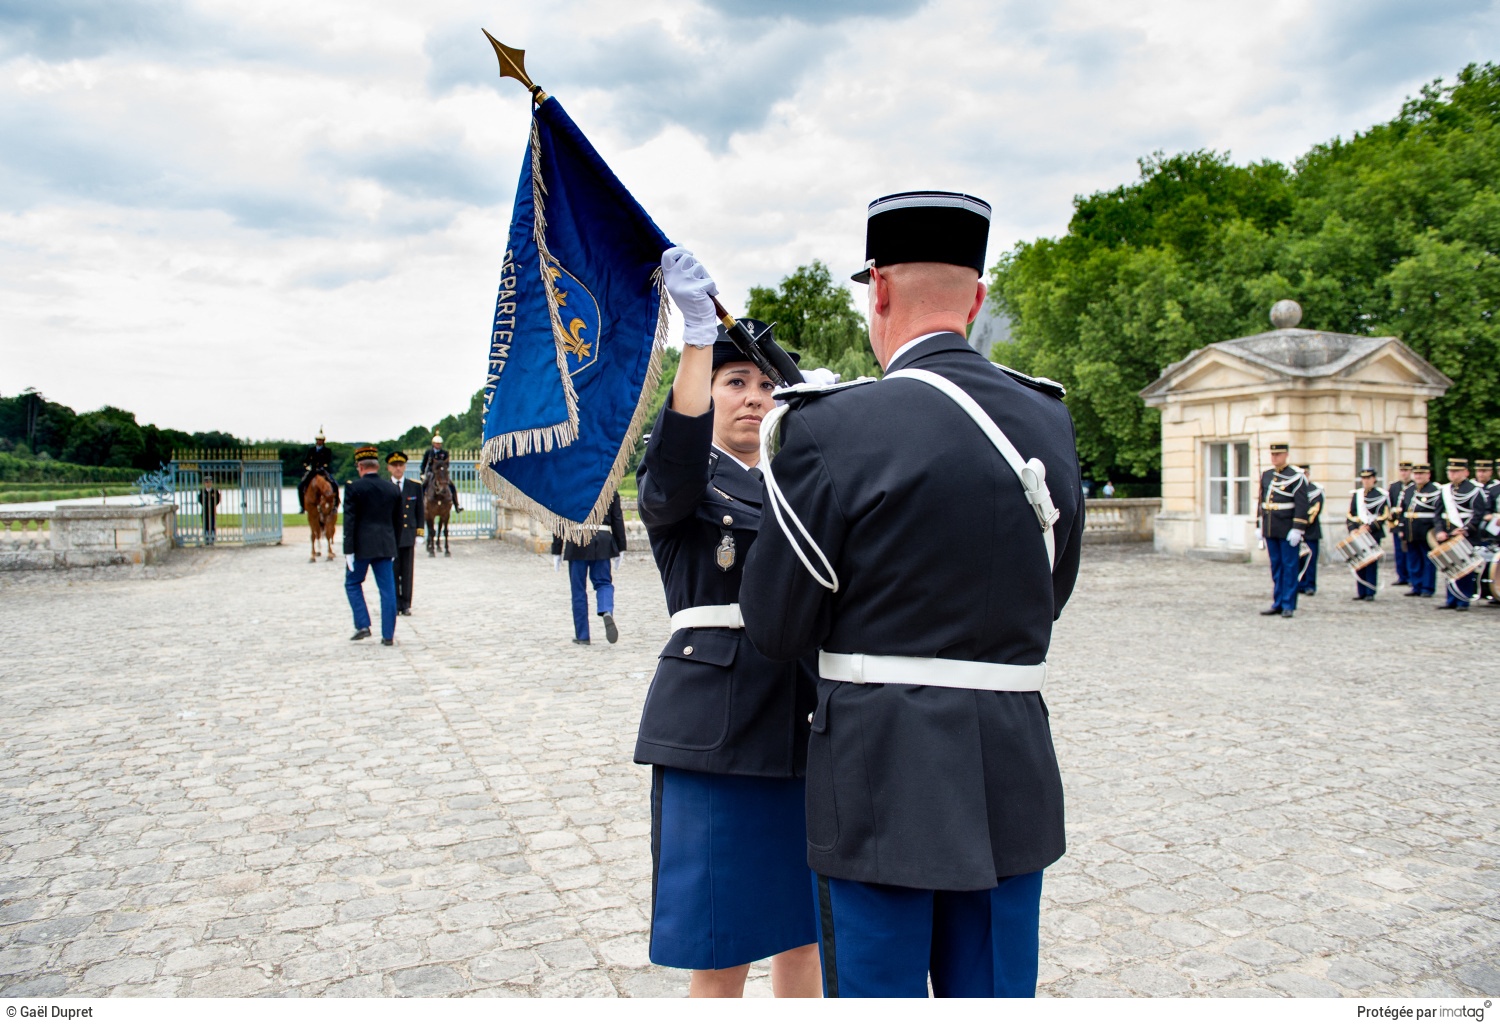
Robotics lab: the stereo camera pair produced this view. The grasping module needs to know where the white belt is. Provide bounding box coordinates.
[818,651,1046,691]
[669,603,744,631]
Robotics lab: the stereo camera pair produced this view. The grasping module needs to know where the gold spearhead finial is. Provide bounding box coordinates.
[482,29,548,104]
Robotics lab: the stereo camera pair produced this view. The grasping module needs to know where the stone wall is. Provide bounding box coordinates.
[1082,498,1160,544]
[0,504,176,571]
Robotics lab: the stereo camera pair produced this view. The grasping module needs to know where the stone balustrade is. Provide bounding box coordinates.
[1081,498,1160,544]
[0,504,176,571]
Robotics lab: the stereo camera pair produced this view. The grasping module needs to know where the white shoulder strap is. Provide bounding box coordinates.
[885,368,1059,570]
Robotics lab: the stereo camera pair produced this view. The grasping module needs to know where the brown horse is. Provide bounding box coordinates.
[424,455,453,558]
[306,474,338,562]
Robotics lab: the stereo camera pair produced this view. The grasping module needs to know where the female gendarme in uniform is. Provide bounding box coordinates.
[633,247,821,998]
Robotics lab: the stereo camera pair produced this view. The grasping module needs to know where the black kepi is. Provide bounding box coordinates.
[850,191,992,284]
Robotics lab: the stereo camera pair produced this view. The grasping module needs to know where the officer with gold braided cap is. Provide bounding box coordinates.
[1403,463,1441,597]
[1387,461,1416,586]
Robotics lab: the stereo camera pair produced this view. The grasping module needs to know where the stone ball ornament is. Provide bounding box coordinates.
[1270,299,1303,329]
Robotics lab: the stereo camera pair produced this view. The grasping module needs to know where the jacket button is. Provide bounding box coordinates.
[683,645,694,655]
[722,515,733,526]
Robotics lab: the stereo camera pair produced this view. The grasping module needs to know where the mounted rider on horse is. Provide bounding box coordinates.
[298,428,340,514]
[419,435,462,512]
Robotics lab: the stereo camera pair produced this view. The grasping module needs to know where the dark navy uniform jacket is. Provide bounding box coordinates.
[393,477,423,548]
[738,332,1084,892]
[343,474,401,561]
[1346,488,1390,541]
[1257,467,1310,539]
[1438,480,1487,539]
[633,398,816,779]
[1388,479,1416,518]
[1406,483,1442,544]
[1303,477,1325,542]
[551,494,628,562]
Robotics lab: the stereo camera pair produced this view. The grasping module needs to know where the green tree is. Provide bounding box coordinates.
[62,407,146,468]
[746,260,880,382]
[992,62,1500,481]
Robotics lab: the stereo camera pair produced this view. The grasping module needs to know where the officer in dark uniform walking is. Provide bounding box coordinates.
[419,434,462,512]
[298,429,338,514]
[387,451,423,616]
[1387,462,1416,586]
[1435,457,1486,610]
[1257,443,1310,617]
[1298,463,1324,596]
[739,192,1085,998]
[1404,463,1441,597]
[1346,468,1390,600]
[635,253,824,998]
[550,492,627,645]
[343,445,402,645]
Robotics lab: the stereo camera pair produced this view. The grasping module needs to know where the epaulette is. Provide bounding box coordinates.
[771,377,878,403]
[992,362,1066,398]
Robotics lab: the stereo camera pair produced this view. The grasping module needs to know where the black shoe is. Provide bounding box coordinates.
[572,638,590,645]
[1404,590,1422,597]
[381,637,394,645]
[1300,589,1316,596]
[1260,606,1282,616]
[351,627,371,641]
[1280,609,1295,618]
[1350,595,1366,601]
[399,608,411,616]
[602,613,619,644]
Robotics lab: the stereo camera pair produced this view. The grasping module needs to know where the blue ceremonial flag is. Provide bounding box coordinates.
[480,96,672,537]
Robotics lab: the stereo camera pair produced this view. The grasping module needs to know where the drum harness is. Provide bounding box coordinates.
[753,367,1058,694]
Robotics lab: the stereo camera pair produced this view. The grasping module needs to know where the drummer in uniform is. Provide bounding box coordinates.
[1298,463,1324,597]
[1477,459,1500,603]
[1387,461,1416,586]
[1345,468,1390,601]
[1403,463,1441,597]
[634,247,822,998]
[1257,443,1310,617]
[1435,457,1486,610]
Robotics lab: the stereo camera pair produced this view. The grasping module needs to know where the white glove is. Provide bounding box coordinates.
[1286,528,1304,547]
[802,367,841,387]
[613,556,621,572]
[345,554,354,571]
[661,246,719,347]
[553,555,562,571]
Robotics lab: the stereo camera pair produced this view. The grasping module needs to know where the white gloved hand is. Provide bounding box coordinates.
[1286,528,1304,547]
[802,367,841,387]
[661,246,719,347]
[613,556,621,572]
[345,554,354,571]
[553,555,562,571]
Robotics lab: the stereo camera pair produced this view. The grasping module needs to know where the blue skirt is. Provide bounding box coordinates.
[650,766,817,969]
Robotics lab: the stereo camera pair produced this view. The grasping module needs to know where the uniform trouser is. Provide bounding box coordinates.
[814,871,1044,998]
[1446,570,1477,608]
[568,559,613,640]
[1266,537,1301,611]
[394,545,414,611]
[1354,559,1378,598]
[346,557,397,640]
[1407,537,1436,594]
[1300,539,1320,592]
[1392,530,1409,582]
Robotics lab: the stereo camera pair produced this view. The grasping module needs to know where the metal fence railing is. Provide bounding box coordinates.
[169,449,283,547]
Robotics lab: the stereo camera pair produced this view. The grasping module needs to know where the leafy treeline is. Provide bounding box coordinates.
[747,261,880,382]
[992,61,1500,482]
[0,386,487,484]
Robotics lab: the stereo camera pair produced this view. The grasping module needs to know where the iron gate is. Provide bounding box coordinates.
[436,451,497,539]
[169,449,283,546]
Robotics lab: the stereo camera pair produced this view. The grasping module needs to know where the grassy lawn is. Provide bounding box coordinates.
[0,485,137,504]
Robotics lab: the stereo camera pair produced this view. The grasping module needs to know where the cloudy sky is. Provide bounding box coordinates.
[2,0,1496,442]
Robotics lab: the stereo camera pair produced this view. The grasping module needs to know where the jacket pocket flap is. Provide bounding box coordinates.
[659,628,738,667]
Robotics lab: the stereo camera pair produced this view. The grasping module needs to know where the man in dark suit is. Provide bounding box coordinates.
[739,191,1085,998]
[387,450,423,616]
[550,492,628,644]
[343,445,402,645]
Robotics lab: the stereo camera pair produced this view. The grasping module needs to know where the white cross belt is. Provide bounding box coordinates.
[818,651,1046,691]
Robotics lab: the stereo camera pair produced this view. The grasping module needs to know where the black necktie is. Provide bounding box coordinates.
[748,467,763,482]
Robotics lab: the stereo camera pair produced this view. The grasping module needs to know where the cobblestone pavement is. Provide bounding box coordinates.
[0,540,1495,998]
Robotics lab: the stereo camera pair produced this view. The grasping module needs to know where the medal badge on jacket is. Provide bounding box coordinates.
[716,531,736,571]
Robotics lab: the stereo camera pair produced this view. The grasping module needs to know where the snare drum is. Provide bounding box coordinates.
[1427,533,1484,578]
[1334,527,1382,570]
[1482,550,1500,601]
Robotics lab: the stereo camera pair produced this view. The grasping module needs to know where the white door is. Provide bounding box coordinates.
[1205,442,1252,548]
